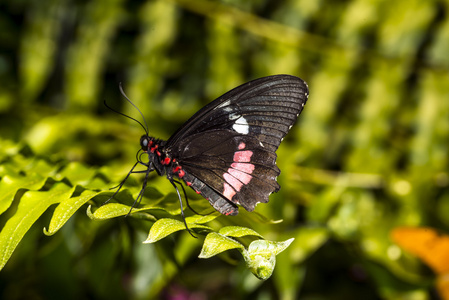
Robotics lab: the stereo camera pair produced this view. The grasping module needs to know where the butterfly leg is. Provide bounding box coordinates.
[124,161,155,216]
[103,158,155,205]
[169,179,197,238]
[103,161,140,205]
[172,179,208,216]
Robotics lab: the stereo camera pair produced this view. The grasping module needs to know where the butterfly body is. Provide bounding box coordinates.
[137,75,309,216]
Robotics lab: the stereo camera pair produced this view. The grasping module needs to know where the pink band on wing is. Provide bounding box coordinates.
[231,162,255,174]
[224,173,243,191]
[233,150,253,162]
[223,182,236,200]
[228,168,253,184]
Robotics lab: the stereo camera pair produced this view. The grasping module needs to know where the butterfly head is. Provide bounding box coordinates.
[140,135,165,161]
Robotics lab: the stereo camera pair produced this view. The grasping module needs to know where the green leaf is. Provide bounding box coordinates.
[219,226,263,238]
[0,139,21,161]
[144,218,212,243]
[0,183,74,271]
[86,200,184,221]
[44,189,102,236]
[0,172,47,215]
[24,158,58,177]
[57,162,96,186]
[87,203,150,220]
[198,232,245,258]
[243,238,295,280]
[184,213,220,224]
[247,238,294,256]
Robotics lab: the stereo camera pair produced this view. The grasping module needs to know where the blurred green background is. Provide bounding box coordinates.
[1,0,449,299]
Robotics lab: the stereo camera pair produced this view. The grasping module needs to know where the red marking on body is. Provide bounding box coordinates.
[178,169,185,178]
[148,140,153,147]
[223,182,236,200]
[163,157,171,165]
[173,166,181,173]
[172,159,176,163]
[157,151,161,156]
[231,162,255,174]
[224,173,243,191]
[150,144,159,153]
[238,142,246,150]
[233,150,253,163]
[186,181,192,186]
[196,190,201,194]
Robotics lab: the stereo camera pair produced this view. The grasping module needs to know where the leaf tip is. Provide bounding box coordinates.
[86,204,95,219]
[43,227,52,236]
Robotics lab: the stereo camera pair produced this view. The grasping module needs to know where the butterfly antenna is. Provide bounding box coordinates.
[169,180,197,238]
[119,83,149,135]
[104,99,148,135]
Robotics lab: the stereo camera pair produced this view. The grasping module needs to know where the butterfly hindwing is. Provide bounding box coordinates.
[173,130,280,211]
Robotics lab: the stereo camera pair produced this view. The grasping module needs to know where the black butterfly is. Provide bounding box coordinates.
[108,75,309,226]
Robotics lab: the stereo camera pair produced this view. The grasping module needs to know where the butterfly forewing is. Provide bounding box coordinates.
[166,75,308,150]
[166,75,309,214]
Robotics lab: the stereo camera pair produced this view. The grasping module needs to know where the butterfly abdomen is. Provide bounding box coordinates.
[181,171,239,215]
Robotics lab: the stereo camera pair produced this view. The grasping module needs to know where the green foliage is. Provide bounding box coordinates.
[0,141,295,283]
[1,0,449,299]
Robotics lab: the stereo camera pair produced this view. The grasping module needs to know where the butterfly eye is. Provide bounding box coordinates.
[140,135,149,150]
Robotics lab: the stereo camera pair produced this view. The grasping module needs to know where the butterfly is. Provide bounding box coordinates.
[108,75,309,226]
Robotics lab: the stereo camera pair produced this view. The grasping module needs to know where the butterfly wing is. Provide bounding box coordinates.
[167,75,308,151]
[174,130,280,211]
[167,75,309,212]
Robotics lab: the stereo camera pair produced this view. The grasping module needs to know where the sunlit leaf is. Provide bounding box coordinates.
[219,226,263,238]
[86,201,183,220]
[24,158,58,176]
[44,189,102,236]
[243,238,295,280]
[144,218,212,243]
[185,213,220,224]
[57,162,97,185]
[0,183,74,271]
[247,238,295,256]
[0,173,47,215]
[87,203,148,220]
[198,232,245,259]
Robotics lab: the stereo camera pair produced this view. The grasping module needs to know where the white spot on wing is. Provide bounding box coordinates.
[217,100,231,108]
[232,116,249,134]
[217,100,233,112]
